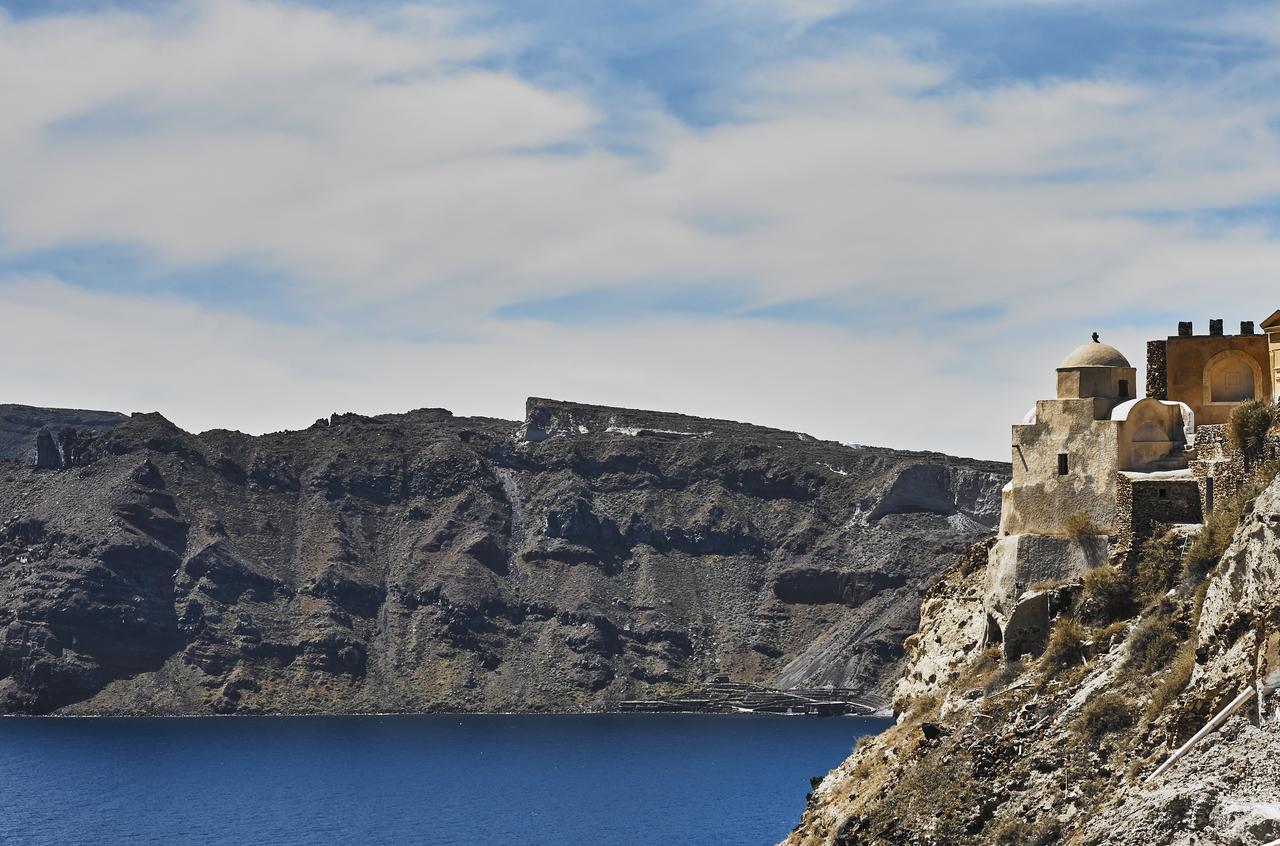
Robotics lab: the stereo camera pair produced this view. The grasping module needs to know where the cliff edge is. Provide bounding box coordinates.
[0,399,1007,715]
[784,468,1280,846]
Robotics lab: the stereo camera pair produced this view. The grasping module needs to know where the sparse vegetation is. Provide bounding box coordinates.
[984,657,1025,696]
[1040,616,1087,674]
[1123,612,1181,675]
[1074,692,1134,740]
[990,817,1062,846]
[1146,642,1196,720]
[1064,510,1102,538]
[1135,527,1182,603]
[1093,620,1129,644]
[1227,398,1277,456]
[1081,565,1133,623]
[1183,459,1280,584]
[970,644,1001,678]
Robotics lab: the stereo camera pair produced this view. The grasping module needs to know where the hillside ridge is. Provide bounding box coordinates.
[0,398,1008,715]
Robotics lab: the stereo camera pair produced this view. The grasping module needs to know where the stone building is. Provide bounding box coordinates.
[1265,310,1280,397]
[986,312,1279,658]
[985,335,1195,656]
[1146,319,1274,425]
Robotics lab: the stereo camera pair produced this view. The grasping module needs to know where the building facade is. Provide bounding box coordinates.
[985,311,1278,658]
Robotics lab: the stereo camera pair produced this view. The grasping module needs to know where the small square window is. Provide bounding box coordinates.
[1118,379,1129,398]
[1058,453,1069,475]
[1158,488,1168,499]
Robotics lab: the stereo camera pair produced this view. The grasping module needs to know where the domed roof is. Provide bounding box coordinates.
[1059,337,1131,369]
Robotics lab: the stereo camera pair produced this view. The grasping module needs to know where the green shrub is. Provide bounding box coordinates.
[1227,398,1276,456]
[1075,692,1134,739]
[1135,528,1182,602]
[1040,617,1087,674]
[1081,566,1133,622]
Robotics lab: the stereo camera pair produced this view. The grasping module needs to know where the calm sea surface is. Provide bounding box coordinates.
[0,713,889,846]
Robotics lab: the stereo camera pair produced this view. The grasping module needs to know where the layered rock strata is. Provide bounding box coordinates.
[0,399,1007,715]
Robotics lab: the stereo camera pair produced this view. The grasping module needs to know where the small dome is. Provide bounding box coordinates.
[1059,338,1131,369]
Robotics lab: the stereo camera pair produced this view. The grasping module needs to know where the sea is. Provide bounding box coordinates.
[0,713,890,846]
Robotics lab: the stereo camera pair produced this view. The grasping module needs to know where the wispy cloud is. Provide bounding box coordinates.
[1,0,1279,457]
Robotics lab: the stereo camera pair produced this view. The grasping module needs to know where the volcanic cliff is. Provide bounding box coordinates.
[0,399,1007,715]
[785,467,1280,846]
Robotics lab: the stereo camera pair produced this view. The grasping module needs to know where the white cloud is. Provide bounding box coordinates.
[0,275,1027,458]
[728,0,861,28]
[1,0,1279,458]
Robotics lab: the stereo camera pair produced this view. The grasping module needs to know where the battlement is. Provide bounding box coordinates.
[1145,317,1275,426]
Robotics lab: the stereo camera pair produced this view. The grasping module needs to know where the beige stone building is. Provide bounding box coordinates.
[1147,319,1274,425]
[986,312,1279,658]
[1265,310,1280,397]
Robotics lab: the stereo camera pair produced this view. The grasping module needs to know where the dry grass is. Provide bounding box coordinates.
[1146,642,1196,721]
[1123,613,1181,675]
[983,657,1026,697]
[1081,565,1133,623]
[1135,527,1182,603]
[968,645,1002,680]
[1183,459,1280,584]
[1073,692,1134,740]
[1040,617,1087,675]
[989,817,1062,846]
[1064,510,1103,538]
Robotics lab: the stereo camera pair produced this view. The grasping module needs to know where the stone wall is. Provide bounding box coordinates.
[1188,424,1280,515]
[1114,473,1202,555]
[1146,339,1168,400]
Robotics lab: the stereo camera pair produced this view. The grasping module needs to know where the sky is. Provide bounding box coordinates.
[2,0,1280,460]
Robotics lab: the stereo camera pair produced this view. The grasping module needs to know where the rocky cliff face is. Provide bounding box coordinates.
[785,471,1280,846]
[0,404,128,465]
[0,398,1007,715]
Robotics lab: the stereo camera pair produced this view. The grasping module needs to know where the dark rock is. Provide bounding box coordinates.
[0,404,127,465]
[0,399,1008,715]
[34,429,61,469]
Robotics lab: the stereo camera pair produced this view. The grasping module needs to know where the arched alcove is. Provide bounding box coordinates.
[1203,350,1264,405]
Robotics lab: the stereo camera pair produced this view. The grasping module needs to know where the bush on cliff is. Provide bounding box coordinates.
[1123,612,1181,675]
[1135,528,1182,603]
[1081,566,1133,623]
[1040,617,1087,674]
[1227,398,1276,456]
[1183,459,1280,584]
[1073,692,1134,740]
[1146,641,1196,720]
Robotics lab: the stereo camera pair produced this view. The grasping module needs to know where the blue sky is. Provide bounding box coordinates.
[2,0,1280,458]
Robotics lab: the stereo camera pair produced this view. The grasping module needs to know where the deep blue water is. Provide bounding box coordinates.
[0,714,889,846]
